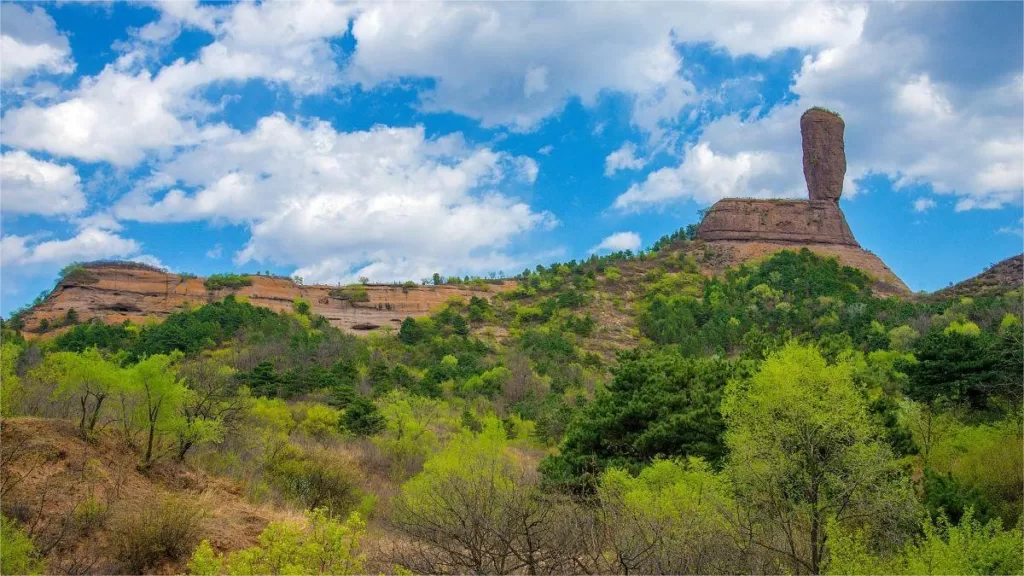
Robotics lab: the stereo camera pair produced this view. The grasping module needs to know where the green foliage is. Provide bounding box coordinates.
[597,458,742,574]
[189,509,366,575]
[329,286,370,302]
[722,343,918,574]
[543,348,748,491]
[0,515,46,575]
[1,340,23,416]
[904,327,1015,409]
[292,298,312,316]
[204,273,253,291]
[339,395,385,436]
[828,511,1023,575]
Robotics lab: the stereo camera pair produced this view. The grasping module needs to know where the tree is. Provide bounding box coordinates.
[597,458,745,574]
[542,349,747,492]
[432,272,443,286]
[722,343,917,574]
[173,357,249,460]
[904,329,1007,409]
[1,341,22,416]
[42,348,121,433]
[339,395,385,436]
[124,353,187,467]
[391,418,576,574]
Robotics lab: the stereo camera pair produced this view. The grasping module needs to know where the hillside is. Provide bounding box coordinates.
[0,417,298,574]
[2,242,1022,575]
[932,254,1024,300]
[15,262,515,337]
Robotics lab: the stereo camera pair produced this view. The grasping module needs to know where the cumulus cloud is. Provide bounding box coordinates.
[913,198,937,212]
[1,227,139,268]
[114,115,554,284]
[604,142,646,177]
[347,2,866,131]
[590,231,641,253]
[2,0,355,166]
[1,150,86,216]
[0,4,74,85]
[613,4,1023,212]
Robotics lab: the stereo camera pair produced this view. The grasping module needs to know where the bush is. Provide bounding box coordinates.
[329,286,370,302]
[189,509,366,575]
[204,274,253,291]
[0,515,45,575]
[109,495,206,573]
[269,452,362,517]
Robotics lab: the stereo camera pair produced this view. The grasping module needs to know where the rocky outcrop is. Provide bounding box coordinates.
[695,198,858,246]
[694,107,908,293]
[20,263,515,336]
[801,108,846,202]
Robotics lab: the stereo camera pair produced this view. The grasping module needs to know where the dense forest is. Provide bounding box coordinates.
[1,231,1021,575]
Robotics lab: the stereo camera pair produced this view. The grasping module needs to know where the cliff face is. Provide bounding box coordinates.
[695,199,858,246]
[21,264,515,336]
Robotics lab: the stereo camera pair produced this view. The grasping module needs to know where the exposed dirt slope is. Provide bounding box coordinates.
[931,254,1023,300]
[0,417,297,574]
[20,263,516,337]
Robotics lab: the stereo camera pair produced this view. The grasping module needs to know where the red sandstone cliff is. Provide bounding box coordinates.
[19,263,515,337]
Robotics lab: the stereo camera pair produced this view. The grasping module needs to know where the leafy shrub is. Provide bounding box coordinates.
[329,286,370,302]
[109,495,206,573]
[189,509,366,575]
[0,515,46,574]
[204,274,253,291]
[269,450,362,517]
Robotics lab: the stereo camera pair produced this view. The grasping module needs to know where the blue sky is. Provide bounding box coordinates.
[1,1,1022,315]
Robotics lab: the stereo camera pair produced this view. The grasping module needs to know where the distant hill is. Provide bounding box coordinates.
[932,254,1023,300]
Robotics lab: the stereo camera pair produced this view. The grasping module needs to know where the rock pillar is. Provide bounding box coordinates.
[801,108,846,203]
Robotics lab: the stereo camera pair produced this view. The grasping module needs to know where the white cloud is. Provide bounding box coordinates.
[206,243,223,259]
[538,145,554,156]
[2,0,356,166]
[1,150,86,216]
[604,142,646,177]
[614,142,787,210]
[590,231,641,253]
[614,7,1023,212]
[0,4,74,85]
[1,227,139,268]
[347,2,866,131]
[913,197,937,212]
[997,217,1024,237]
[114,115,555,284]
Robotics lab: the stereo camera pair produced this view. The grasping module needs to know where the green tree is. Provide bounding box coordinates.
[905,329,1007,409]
[542,349,747,491]
[339,395,385,436]
[722,343,917,574]
[125,353,187,467]
[1,341,22,416]
[42,348,121,433]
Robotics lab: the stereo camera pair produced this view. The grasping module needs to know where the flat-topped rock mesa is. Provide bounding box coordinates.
[19,262,516,337]
[695,108,909,294]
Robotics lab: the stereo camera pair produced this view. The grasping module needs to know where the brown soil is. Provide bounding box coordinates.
[0,417,296,574]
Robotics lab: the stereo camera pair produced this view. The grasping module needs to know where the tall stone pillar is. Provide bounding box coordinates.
[801,108,846,203]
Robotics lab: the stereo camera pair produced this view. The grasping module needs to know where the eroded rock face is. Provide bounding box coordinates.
[693,107,908,293]
[21,264,516,336]
[801,108,846,203]
[696,198,858,246]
